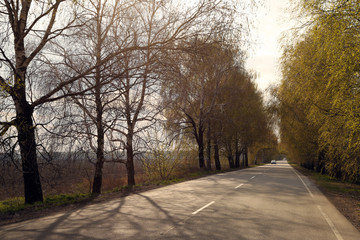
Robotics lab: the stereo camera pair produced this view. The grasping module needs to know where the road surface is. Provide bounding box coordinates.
[0,160,359,239]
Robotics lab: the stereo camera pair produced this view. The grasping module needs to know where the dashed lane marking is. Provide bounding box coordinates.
[192,201,215,215]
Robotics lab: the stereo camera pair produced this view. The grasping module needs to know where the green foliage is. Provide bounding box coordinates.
[277,0,360,182]
[296,164,360,195]
[0,193,92,214]
[0,197,26,213]
[44,193,91,206]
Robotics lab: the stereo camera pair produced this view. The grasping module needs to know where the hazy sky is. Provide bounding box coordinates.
[246,0,294,93]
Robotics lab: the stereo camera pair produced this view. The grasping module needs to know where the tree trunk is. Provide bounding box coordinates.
[227,144,235,168]
[206,123,211,170]
[316,150,326,174]
[242,150,245,167]
[11,8,44,203]
[92,21,105,194]
[235,143,240,168]
[92,109,105,194]
[13,65,43,204]
[228,154,235,168]
[123,60,136,187]
[244,146,249,167]
[92,155,104,194]
[126,133,136,186]
[198,127,205,168]
[14,97,43,204]
[214,136,221,170]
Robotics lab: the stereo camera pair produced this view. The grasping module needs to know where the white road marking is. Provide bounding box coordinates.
[192,201,215,215]
[292,169,314,198]
[250,176,255,180]
[317,205,344,240]
[235,183,244,189]
[293,168,344,240]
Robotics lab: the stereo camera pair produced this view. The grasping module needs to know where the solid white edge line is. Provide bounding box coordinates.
[292,168,344,240]
[292,169,314,198]
[192,201,215,215]
[317,205,344,240]
[235,183,244,189]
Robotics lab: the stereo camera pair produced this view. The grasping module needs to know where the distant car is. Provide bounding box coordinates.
[271,160,276,164]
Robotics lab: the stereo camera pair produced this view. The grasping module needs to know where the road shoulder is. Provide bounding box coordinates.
[293,165,360,232]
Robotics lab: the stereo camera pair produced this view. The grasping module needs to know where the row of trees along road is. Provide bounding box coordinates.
[161,39,276,171]
[0,0,276,204]
[274,0,360,183]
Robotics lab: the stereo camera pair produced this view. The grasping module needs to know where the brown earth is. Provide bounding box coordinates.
[318,185,360,231]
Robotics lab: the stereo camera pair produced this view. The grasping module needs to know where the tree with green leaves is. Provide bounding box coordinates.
[277,0,360,182]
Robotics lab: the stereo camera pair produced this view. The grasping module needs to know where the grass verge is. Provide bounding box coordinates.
[0,193,93,215]
[292,164,360,194]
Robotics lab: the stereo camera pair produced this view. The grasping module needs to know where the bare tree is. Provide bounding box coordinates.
[0,0,129,203]
[0,0,256,202]
[108,0,241,186]
[58,0,136,195]
[0,0,86,204]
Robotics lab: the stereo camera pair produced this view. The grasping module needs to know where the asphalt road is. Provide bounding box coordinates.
[1,160,359,239]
